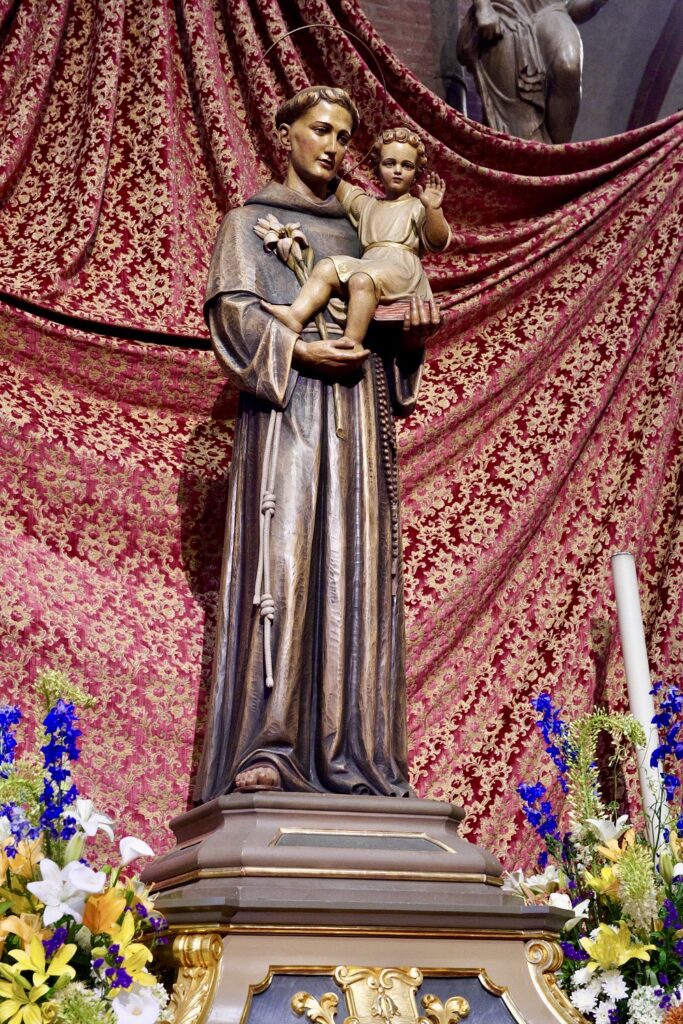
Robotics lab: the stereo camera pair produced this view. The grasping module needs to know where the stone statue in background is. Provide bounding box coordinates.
[457,0,610,143]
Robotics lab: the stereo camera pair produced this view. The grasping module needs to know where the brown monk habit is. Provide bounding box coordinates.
[194,182,424,801]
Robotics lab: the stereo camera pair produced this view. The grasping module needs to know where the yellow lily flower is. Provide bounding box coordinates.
[584,865,621,898]
[0,974,50,1024]
[597,829,636,863]
[119,946,155,989]
[0,916,47,952]
[9,935,77,988]
[670,834,683,862]
[100,911,154,995]
[580,922,656,971]
[108,910,146,955]
[83,888,127,935]
[2,838,44,881]
[0,886,33,918]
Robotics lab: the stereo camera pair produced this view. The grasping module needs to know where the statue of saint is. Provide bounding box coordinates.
[457,0,610,143]
[194,87,438,800]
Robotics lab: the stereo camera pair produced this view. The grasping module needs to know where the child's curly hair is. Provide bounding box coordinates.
[371,127,428,172]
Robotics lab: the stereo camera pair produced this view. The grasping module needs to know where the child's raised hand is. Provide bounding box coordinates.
[417,172,446,210]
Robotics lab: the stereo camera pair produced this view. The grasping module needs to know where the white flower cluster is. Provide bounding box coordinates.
[626,985,666,1024]
[570,967,629,1024]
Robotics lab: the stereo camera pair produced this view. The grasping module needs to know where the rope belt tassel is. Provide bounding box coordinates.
[253,409,283,689]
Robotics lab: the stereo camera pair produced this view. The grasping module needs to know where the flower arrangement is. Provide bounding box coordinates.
[0,671,169,1024]
[506,684,683,1024]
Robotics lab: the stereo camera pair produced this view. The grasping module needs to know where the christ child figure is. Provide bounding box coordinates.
[262,126,450,350]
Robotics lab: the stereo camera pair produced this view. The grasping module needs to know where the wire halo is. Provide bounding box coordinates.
[249,23,389,176]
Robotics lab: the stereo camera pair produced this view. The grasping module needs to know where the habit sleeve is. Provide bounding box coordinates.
[205,207,301,409]
[207,296,299,409]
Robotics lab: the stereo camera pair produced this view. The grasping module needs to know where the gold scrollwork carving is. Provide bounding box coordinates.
[526,939,585,1024]
[335,965,424,1022]
[292,966,473,1024]
[165,932,223,1024]
[526,940,564,974]
[292,991,340,1023]
[418,994,470,1024]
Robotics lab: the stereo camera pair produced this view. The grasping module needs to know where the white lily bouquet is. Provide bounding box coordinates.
[507,687,683,1024]
[0,671,169,1024]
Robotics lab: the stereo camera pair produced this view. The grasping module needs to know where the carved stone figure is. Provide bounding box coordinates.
[194,87,437,801]
[457,0,610,143]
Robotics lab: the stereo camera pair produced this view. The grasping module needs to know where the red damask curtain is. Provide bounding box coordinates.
[0,0,681,865]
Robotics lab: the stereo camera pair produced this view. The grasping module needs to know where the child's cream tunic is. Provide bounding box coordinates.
[329,181,449,301]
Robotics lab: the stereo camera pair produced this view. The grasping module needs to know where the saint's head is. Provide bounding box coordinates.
[275,86,359,200]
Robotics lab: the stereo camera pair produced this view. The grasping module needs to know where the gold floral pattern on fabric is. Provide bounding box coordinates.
[0,0,680,336]
[0,0,681,865]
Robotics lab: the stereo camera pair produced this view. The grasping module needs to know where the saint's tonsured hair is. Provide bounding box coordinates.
[275,86,360,134]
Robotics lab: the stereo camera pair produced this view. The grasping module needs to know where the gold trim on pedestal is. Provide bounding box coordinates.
[165,922,557,940]
[526,939,586,1024]
[163,933,223,1024]
[151,866,502,889]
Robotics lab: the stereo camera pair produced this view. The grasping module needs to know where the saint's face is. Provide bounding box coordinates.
[280,101,354,199]
[378,141,419,199]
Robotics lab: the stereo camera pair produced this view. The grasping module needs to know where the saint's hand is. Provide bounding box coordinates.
[417,173,446,210]
[475,0,504,41]
[293,337,370,378]
[402,296,441,351]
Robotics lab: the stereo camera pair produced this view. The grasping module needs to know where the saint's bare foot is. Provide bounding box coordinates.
[261,301,304,334]
[233,763,281,792]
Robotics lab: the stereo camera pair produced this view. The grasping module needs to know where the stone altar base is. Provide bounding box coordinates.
[143,794,578,1024]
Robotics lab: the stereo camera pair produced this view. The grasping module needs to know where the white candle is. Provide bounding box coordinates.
[611,552,663,840]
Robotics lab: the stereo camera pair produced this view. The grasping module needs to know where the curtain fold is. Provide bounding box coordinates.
[0,0,680,863]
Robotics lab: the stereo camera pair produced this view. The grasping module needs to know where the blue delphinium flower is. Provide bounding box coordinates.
[649,683,683,836]
[39,699,81,839]
[650,684,683,765]
[0,705,22,777]
[43,926,68,957]
[663,899,681,930]
[517,780,560,841]
[0,802,41,857]
[531,693,576,793]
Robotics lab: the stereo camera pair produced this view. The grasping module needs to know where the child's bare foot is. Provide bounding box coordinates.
[261,301,304,334]
[337,335,368,355]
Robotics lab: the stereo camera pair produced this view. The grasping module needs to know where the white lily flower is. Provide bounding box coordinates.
[111,986,160,1024]
[584,814,630,843]
[72,798,115,841]
[501,869,527,898]
[26,858,106,926]
[673,863,683,879]
[526,864,561,893]
[0,815,11,842]
[548,893,590,930]
[119,836,154,867]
